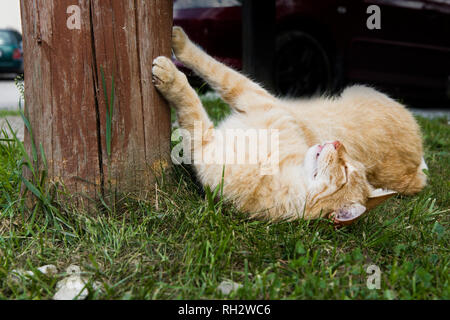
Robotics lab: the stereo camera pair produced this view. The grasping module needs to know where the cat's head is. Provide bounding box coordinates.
[303,141,396,222]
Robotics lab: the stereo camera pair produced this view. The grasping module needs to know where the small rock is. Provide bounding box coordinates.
[54,274,88,300]
[9,269,33,283]
[53,265,102,300]
[37,265,58,276]
[66,265,82,275]
[217,280,242,295]
[10,264,58,283]
[13,269,34,276]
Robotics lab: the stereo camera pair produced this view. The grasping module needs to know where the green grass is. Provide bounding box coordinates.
[0,110,21,118]
[0,96,448,300]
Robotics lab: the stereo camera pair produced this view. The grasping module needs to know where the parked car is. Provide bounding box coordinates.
[174,0,450,105]
[0,29,24,76]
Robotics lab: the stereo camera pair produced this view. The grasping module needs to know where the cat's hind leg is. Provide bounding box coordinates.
[403,157,428,195]
[171,26,274,112]
[152,56,214,151]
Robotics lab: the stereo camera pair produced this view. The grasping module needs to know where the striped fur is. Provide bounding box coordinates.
[152,27,427,221]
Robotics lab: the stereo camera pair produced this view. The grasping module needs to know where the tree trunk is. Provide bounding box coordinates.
[20,0,173,203]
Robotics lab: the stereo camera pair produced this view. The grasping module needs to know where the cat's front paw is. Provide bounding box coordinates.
[152,56,177,91]
[172,26,189,58]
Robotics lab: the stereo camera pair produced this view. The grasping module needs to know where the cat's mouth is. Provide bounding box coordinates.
[313,141,341,179]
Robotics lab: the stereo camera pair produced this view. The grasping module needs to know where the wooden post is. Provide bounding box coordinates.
[242,0,276,91]
[20,0,173,202]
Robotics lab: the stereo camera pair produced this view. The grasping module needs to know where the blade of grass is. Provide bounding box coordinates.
[19,109,37,163]
[5,119,34,176]
[100,66,114,158]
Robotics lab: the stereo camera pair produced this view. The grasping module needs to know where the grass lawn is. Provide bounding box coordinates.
[0,110,21,118]
[0,95,448,300]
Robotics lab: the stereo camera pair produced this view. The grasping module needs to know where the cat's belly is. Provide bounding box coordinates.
[194,115,309,218]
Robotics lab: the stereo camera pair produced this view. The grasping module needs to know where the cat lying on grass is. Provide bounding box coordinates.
[152,26,427,226]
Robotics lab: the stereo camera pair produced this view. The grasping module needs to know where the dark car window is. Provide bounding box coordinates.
[9,31,22,44]
[174,0,242,9]
[0,31,15,45]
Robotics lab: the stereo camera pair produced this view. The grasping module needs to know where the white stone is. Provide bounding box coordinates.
[9,269,35,282]
[66,265,82,275]
[9,265,57,283]
[37,265,58,276]
[217,280,242,295]
[53,274,88,300]
[53,265,103,300]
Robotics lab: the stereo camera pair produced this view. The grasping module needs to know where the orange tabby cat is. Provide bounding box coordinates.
[152,26,427,225]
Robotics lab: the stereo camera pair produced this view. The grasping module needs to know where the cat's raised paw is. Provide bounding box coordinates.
[172,26,189,58]
[152,56,177,90]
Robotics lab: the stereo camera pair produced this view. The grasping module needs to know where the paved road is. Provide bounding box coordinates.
[0,77,23,110]
[0,116,23,141]
[0,77,24,141]
[409,108,450,120]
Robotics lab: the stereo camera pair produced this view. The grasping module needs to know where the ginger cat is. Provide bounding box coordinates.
[152,26,427,225]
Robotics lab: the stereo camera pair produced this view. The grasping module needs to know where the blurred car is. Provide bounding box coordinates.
[174,0,450,105]
[0,29,23,76]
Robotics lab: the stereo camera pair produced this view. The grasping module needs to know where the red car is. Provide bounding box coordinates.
[174,0,450,105]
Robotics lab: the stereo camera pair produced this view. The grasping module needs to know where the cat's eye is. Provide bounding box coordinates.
[343,165,349,182]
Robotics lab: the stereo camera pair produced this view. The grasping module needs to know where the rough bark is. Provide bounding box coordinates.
[20,0,173,203]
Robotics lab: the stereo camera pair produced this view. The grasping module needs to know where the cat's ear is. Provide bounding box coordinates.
[330,189,397,227]
[330,203,367,226]
[366,188,397,210]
